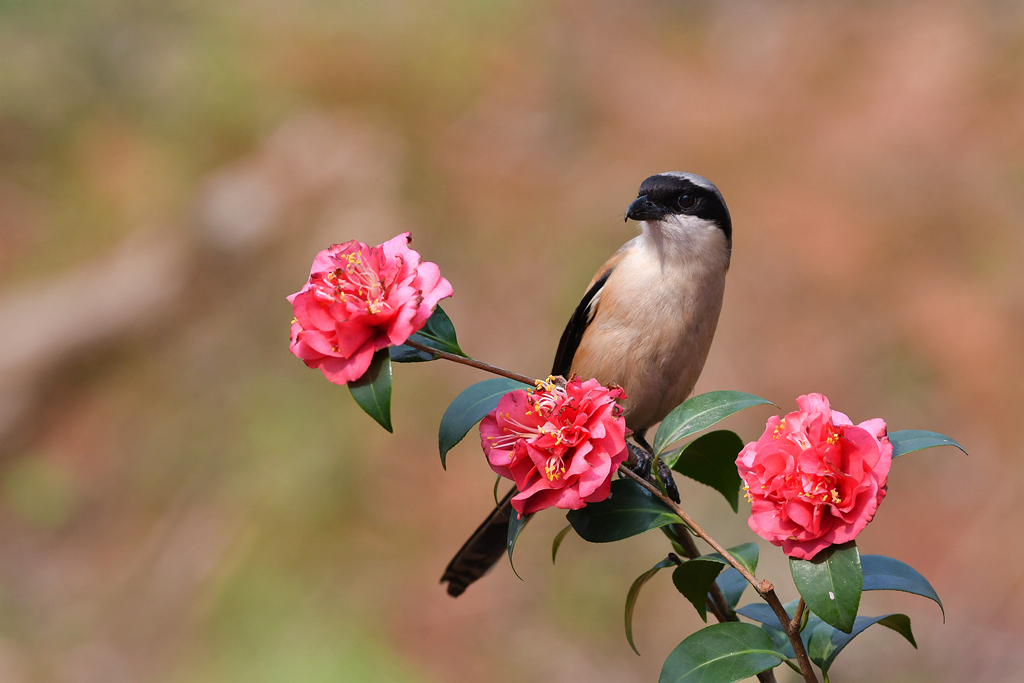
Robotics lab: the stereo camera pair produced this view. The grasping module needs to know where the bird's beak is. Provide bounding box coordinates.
[625,195,665,222]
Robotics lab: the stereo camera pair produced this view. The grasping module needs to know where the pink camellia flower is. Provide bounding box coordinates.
[480,377,630,516]
[288,233,452,384]
[736,393,892,560]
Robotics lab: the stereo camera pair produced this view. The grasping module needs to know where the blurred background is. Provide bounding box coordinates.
[1,0,1022,681]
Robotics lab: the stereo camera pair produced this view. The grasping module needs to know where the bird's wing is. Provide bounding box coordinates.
[550,253,622,378]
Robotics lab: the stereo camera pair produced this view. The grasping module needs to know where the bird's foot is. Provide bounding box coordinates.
[656,458,681,504]
[626,442,652,480]
[625,441,680,504]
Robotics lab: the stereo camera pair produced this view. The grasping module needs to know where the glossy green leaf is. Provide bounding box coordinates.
[862,554,944,619]
[653,391,774,456]
[507,505,529,580]
[659,622,786,683]
[347,348,393,432]
[673,560,725,622]
[551,524,573,564]
[715,568,749,611]
[566,479,682,543]
[735,602,789,629]
[736,600,812,660]
[389,305,466,362]
[791,542,862,634]
[626,558,676,655]
[665,430,745,512]
[698,542,760,577]
[808,613,916,672]
[672,544,757,622]
[889,430,967,458]
[438,377,526,468]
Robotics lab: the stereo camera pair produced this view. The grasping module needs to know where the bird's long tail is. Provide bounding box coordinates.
[441,489,527,597]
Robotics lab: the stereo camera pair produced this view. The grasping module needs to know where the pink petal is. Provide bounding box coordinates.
[316,342,376,385]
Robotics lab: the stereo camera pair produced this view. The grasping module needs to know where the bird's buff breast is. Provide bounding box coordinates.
[569,242,727,433]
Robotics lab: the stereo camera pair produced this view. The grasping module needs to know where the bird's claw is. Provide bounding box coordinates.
[657,458,681,504]
[627,442,652,481]
[625,442,680,504]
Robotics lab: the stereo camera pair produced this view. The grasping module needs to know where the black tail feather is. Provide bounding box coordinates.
[441,490,523,597]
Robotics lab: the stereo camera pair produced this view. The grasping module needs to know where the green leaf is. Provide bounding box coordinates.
[659,622,786,683]
[672,544,758,622]
[698,542,760,577]
[626,558,676,655]
[566,479,682,543]
[736,600,807,660]
[735,602,789,628]
[736,603,793,655]
[715,568,749,611]
[673,560,726,622]
[438,377,526,469]
[551,524,573,564]
[507,505,529,580]
[862,554,944,620]
[665,430,745,512]
[347,348,393,432]
[791,542,863,634]
[389,305,466,362]
[889,430,967,458]
[807,613,916,672]
[653,391,774,456]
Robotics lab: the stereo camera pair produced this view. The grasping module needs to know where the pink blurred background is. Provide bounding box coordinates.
[1,1,1022,681]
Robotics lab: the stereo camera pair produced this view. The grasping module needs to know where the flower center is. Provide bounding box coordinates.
[312,251,400,316]
[797,471,842,505]
[544,456,567,481]
[485,379,584,457]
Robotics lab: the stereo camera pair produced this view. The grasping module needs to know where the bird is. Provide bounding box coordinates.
[441,172,732,597]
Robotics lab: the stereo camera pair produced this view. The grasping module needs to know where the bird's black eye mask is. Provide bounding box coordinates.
[633,175,732,243]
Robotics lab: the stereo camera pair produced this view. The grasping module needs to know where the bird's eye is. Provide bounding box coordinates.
[678,194,695,209]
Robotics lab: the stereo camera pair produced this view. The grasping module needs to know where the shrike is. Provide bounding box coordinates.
[442,172,732,597]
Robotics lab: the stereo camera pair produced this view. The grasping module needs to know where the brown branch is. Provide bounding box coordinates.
[761,583,816,683]
[404,339,536,385]
[618,465,818,683]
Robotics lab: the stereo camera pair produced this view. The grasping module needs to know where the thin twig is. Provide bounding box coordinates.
[791,598,806,632]
[618,465,819,683]
[404,339,535,385]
